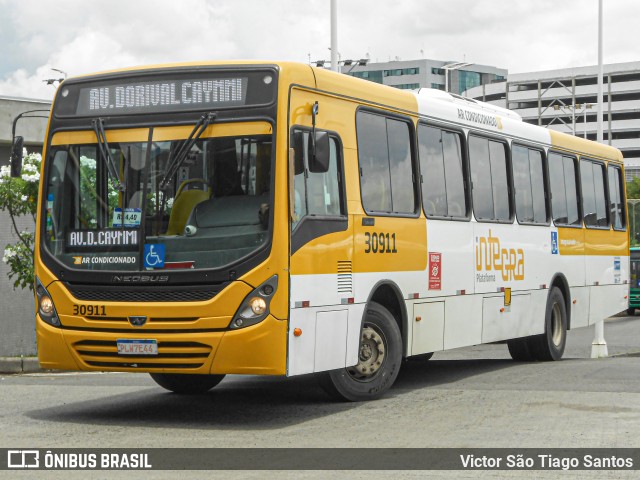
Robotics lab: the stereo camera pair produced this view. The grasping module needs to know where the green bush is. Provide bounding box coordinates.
[0,151,40,290]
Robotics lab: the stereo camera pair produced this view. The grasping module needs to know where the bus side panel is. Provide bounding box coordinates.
[423,219,479,351]
[473,222,553,341]
[556,227,586,288]
[287,303,364,376]
[569,286,590,329]
[443,295,483,350]
[588,284,628,325]
[585,229,627,283]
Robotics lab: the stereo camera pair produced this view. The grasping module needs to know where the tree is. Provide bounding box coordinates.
[0,151,40,290]
[627,177,640,200]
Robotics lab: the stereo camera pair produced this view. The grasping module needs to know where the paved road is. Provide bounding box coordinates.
[1,315,639,479]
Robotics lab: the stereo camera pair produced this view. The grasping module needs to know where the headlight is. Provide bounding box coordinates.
[36,277,61,327]
[40,295,54,315]
[230,275,278,330]
[249,297,267,315]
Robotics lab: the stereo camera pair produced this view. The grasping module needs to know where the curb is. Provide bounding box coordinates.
[0,356,44,374]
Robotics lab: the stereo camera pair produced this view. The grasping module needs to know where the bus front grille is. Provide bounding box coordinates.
[65,282,229,303]
[72,340,212,369]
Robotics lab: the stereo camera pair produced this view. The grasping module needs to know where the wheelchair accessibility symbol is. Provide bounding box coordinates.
[144,244,165,268]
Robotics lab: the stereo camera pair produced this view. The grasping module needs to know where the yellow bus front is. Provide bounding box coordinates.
[34,63,295,378]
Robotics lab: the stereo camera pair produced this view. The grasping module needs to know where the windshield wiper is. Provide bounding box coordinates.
[159,112,217,190]
[92,118,125,192]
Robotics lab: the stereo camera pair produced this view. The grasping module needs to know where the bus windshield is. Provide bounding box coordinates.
[43,130,273,272]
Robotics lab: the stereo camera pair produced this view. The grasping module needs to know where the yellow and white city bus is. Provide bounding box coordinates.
[16,61,628,401]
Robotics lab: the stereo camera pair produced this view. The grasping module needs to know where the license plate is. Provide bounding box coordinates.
[117,339,158,355]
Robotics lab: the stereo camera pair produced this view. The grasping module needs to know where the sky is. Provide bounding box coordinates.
[0,0,639,100]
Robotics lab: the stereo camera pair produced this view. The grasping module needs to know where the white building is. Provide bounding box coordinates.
[466,62,640,180]
[340,58,507,96]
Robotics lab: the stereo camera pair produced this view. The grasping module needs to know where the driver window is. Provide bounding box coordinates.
[291,129,343,230]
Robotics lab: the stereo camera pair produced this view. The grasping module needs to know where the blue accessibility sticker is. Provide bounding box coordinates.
[551,231,558,255]
[144,244,165,268]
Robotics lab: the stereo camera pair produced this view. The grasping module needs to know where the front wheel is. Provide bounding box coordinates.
[627,308,635,316]
[320,302,402,402]
[149,373,225,394]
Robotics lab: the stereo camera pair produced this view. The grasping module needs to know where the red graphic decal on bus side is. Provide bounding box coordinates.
[429,252,442,290]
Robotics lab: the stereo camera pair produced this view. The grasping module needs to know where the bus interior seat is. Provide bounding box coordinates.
[187,193,269,230]
[165,178,210,235]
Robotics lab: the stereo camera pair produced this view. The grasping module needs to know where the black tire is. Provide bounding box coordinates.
[530,287,567,361]
[320,302,402,402]
[627,308,635,316]
[405,352,434,362]
[149,373,225,394]
[507,337,535,361]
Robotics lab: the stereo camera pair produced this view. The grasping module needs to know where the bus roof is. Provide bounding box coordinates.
[58,60,624,163]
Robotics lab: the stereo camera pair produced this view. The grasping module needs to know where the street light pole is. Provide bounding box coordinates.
[592,0,608,359]
[330,0,338,72]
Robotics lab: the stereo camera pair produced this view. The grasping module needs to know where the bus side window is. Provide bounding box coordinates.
[418,124,466,219]
[357,110,416,215]
[549,152,580,227]
[607,164,626,231]
[469,135,510,222]
[580,159,609,228]
[512,145,548,225]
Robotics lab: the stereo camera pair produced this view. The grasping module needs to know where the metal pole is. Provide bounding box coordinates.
[592,0,608,359]
[572,78,576,135]
[330,0,338,72]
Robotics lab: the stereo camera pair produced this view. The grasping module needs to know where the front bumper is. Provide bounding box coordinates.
[37,313,287,375]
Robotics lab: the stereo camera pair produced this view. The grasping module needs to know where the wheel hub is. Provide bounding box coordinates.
[348,324,386,381]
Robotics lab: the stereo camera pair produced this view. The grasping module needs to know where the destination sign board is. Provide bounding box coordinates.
[76,77,248,115]
[53,68,277,118]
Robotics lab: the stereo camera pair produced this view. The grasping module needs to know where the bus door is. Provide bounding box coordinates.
[287,124,353,375]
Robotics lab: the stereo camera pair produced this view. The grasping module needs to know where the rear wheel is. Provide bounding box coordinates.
[149,373,225,394]
[627,308,635,316]
[320,302,402,402]
[507,337,535,361]
[531,287,567,361]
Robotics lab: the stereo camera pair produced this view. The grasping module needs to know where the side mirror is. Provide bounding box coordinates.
[292,131,305,175]
[10,136,24,177]
[308,131,330,173]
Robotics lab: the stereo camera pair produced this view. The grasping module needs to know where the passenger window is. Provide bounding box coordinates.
[549,152,581,226]
[357,111,416,215]
[512,145,548,224]
[418,124,467,218]
[580,159,608,228]
[607,164,626,230]
[469,135,510,222]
